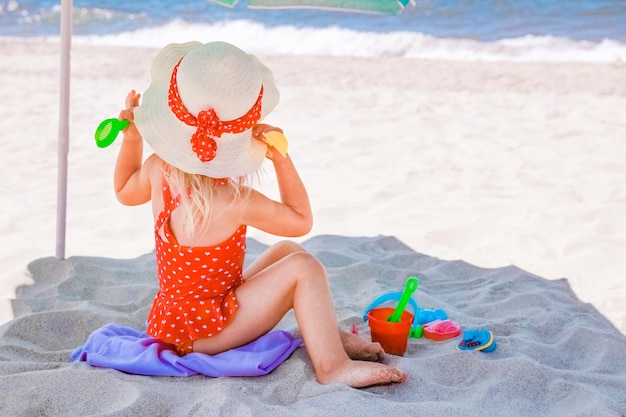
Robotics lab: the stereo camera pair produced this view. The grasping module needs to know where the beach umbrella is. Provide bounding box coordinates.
[210,0,413,15]
[55,0,414,259]
[57,0,72,259]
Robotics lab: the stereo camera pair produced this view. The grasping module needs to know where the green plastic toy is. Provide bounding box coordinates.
[94,118,129,148]
[387,277,419,322]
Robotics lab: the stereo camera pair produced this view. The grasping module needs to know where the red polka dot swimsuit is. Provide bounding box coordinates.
[146,180,246,355]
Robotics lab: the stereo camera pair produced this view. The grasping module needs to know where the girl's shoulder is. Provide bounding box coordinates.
[145,153,164,169]
[144,153,165,180]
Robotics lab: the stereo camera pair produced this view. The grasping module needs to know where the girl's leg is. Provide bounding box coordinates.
[244,241,385,362]
[192,248,406,387]
[242,240,306,281]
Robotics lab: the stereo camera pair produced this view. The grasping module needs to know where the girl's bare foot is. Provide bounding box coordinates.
[318,360,407,388]
[340,330,385,362]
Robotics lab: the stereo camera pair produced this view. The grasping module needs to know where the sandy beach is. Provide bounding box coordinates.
[1,39,625,415]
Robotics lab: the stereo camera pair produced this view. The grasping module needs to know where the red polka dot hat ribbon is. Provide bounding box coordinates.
[168,59,264,163]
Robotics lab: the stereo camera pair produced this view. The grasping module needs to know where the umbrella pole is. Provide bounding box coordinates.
[56,0,72,260]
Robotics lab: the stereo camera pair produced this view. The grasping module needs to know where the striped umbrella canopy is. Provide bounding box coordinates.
[55,0,413,259]
[210,0,413,15]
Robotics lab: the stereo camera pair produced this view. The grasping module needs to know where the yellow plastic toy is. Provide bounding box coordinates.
[262,131,288,157]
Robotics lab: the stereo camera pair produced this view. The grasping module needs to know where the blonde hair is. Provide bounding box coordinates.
[163,164,250,237]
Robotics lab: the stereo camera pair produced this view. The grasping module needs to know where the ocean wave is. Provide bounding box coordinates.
[11,19,626,63]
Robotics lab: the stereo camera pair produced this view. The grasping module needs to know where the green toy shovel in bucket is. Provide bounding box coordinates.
[388,277,419,322]
[94,118,129,148]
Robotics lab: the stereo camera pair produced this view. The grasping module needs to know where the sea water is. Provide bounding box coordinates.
[1,0,625,62]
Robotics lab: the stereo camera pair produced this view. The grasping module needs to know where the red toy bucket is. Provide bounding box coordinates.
[366,307,414,356]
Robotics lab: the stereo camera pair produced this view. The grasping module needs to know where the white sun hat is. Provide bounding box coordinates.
[134,41,280,178]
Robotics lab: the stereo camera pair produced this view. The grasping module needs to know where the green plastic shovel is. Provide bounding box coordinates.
[94,118,129,148]
[387,277,419,322]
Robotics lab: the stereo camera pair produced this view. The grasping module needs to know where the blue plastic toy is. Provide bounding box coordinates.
[457,329,496,352]
[414,308,448,325]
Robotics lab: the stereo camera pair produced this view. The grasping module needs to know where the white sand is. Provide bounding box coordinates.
[1,40,625,415]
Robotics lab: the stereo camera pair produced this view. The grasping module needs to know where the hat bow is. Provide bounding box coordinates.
[168,58,264,163]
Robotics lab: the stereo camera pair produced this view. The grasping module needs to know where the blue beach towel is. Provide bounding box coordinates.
[71,323,302,377]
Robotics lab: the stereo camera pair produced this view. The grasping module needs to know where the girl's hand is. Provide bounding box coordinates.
[119,90,142,142]
[125,89,141,110]
[253,123,286,160]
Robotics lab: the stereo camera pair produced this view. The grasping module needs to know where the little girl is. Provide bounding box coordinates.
[114,41,406,388]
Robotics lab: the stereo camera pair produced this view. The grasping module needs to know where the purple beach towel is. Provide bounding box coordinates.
[71,323,302,377]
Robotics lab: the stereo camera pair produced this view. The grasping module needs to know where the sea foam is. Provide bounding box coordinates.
[63,20,626,63]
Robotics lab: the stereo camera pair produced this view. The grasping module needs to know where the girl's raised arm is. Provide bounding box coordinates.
[114,90,152,206]
[240,125,313,237]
